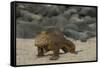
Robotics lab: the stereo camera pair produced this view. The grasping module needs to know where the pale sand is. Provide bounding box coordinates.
[16,37,97,65]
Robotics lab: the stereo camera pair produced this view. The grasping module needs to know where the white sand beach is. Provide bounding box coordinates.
[16,37,97,65]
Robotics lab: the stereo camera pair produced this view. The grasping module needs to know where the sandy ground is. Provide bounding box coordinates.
[16,37,97,65]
